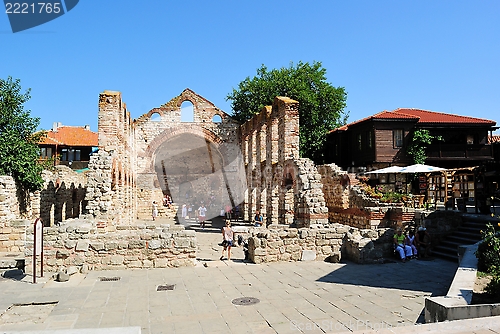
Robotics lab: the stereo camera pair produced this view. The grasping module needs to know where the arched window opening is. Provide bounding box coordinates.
[150,112,161,122]
[212,114,222,123]
[181,101,194,122]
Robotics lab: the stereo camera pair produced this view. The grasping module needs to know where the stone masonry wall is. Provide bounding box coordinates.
[239,97,328,227]
[246,224,395,264]
[0,177,25,253]
[91,89,241,222]
[87,90,135,224]
[38,166,88,226]
[0,176,19,228]
[84,150,115,222]
[317,164,417,229]
[24,220,196,274]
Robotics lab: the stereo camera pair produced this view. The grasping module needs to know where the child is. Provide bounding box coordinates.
[220,219,235,260]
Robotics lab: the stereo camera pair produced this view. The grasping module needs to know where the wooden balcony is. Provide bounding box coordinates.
[426,144,493,160]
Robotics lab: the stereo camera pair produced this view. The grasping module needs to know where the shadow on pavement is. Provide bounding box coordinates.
[317,258,457,296]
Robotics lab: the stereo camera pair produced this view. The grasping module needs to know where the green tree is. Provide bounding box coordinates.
[407,129,443,164]
[227,61,348,163]
[0,76,46,191]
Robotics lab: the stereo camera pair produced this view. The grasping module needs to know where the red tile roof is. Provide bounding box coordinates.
[330,108,496,133]
[39,126,98,147]
[392,108,496,125]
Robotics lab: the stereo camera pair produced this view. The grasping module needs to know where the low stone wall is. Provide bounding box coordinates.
[24,220,196,274]
[0,220,27,253]
[0,176,19,228]
[425,243,500,322]
[342,226,395,263]
[246,223,395,264]
[329,207,416,230]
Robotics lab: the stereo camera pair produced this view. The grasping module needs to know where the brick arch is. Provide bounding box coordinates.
[143,125,224,173]
[136,107,168,123]
[176,97,196,109]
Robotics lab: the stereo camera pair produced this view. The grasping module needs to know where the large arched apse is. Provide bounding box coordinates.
[153,132,246,221]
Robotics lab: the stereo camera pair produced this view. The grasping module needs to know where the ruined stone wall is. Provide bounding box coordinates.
[85,150,114,222]
[240,97,328,227]
[0,176,25,253]
[317,163,350,213]
[24,221,196,273]
[86,91,135,224]
[0,176,19,227]
[1,168,87,253]
[91,89,241,222]
[246,224,395,264]
[133,89,240,219]
[315,164,417,229]
[38,166,88,226]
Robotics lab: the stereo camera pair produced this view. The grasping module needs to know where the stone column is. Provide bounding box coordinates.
[98,91,122,151]
[266,109,279,225]
[254,114,263,214]
[259,116,267,219]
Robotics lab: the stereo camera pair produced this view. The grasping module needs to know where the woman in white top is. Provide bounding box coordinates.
[220,219,235,260]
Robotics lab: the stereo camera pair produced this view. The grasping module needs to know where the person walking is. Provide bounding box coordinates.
[181,204,187,221]
[225,204,232,220]
[152,201,158,221]
[198,203,207,229]
[220,219,235,260]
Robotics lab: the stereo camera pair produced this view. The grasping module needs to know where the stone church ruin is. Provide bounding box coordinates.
[85,88,330,228]
[0,88,427,273]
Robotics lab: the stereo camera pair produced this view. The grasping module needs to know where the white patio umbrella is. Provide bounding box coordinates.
[398,164,446,173]
[398,164,446,195]
[365,166,404,174]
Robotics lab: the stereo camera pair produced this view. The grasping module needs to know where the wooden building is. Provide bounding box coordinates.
[38,123,98,170]
[326,108,497,171]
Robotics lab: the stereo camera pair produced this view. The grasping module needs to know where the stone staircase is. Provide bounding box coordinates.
[432,216,490,261]
[137,204,178,221]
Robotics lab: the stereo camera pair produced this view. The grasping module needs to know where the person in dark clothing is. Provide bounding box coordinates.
[415,227,431,258]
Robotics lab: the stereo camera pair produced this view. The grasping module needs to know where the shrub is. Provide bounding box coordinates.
[380,191,404,203]
[475,223,500,273]
[485,274,500,299]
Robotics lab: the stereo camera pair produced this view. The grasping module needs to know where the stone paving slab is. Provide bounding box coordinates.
[0,231,497,334]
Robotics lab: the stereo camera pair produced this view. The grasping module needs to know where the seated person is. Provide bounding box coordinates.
[254,210,263,227]
[406,229,418,259]
[415,227,432,258]
[394,228,412,262]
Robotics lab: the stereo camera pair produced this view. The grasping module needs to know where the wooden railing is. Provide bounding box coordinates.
[426,144,493,160]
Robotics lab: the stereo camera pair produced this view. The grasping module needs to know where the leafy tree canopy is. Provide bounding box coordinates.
[407,129,443,164]
[0,76,46,191]
[227,61,348,163]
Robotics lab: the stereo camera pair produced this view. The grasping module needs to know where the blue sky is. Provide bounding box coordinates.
[2,1,499,133]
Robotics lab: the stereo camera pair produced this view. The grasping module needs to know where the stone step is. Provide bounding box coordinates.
[432,249,458,262]
[447,235,481,244]
[456,226,482,234]
[0,253,25,271]
[434,244,458,255]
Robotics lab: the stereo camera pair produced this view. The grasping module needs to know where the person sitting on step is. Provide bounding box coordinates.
[394,228,412,262]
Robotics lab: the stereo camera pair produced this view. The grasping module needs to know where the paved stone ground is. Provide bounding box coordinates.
[0,217,488,334]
